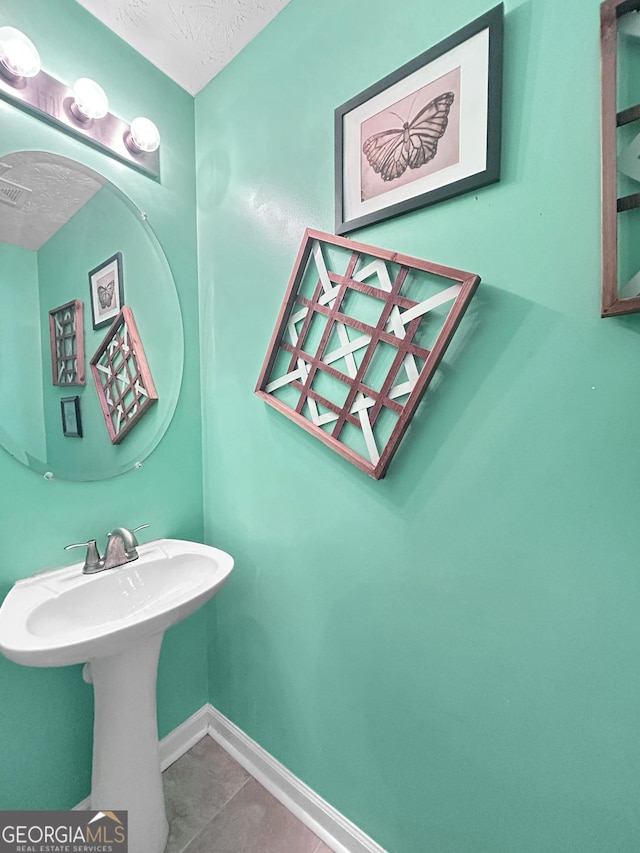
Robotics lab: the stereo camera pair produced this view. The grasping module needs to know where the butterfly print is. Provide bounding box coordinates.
[362,92,455,182]
[97,279,115,310]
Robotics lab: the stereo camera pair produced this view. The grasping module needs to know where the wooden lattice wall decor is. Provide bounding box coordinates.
[90,306,158,444]
[601,0,640,315]
[48,300,85,386]
[255,229,480,479]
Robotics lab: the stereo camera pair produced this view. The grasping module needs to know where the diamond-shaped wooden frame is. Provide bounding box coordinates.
[90,306,158,445]
[255,228,480,479]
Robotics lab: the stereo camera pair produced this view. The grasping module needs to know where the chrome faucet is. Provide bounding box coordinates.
[65,525,149,574]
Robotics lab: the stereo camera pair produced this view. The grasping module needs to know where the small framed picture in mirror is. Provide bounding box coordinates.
[89,252,124,329]
[61,396,83,438]
[48,299,85,386]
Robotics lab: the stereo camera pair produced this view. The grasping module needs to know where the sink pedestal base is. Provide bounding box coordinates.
[89,633,168,853]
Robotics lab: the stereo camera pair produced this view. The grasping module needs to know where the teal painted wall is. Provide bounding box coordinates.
[0,243,45,462]
[0,0,206,810]
[196,0,640,850]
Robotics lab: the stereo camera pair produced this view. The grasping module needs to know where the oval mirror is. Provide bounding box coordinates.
[0,151,183,481]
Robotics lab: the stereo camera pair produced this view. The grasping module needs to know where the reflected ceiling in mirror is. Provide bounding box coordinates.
[0,151,183,481]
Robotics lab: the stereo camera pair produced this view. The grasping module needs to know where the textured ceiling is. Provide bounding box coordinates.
[0,152,104,251]
[75,0,292,95]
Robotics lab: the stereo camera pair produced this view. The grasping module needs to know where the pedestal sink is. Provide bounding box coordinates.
[0,538,234,853]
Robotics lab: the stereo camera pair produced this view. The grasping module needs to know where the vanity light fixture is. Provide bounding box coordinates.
[126,117,161,154]
[0,26,40,81]
[71,77,109,122]
[0,25,160,180]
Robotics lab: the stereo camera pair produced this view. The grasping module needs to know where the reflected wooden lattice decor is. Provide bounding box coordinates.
[601,0,640,315]
[90,306,158,444]
[48,299,85,386]
[255,228,480,479]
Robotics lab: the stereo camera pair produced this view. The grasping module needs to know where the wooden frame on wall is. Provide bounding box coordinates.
[90,306,158,444]
[255,228,480,479]
[601,0,640,315]
[48,299,85,386]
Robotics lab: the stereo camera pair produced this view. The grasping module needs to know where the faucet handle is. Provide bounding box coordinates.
[130,524,149,547]
[105,524,149,541]
[64,539,102,573]
[64,539,95,551]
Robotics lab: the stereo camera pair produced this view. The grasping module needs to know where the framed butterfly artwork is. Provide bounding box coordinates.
[335,4,504,235]
[88,252,124,330]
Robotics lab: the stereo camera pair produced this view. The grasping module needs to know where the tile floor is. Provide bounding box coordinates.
[163,736,333,853]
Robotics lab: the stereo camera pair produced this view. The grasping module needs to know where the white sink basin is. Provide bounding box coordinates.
[0,538,233,667]
[0,537,234,853]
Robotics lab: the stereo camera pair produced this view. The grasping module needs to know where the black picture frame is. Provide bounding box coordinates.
[88,252,124,330]
[334,4,504,235]
[61,396,83,438]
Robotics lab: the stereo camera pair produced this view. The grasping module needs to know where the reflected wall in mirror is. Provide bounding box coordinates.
[0,151,184,481]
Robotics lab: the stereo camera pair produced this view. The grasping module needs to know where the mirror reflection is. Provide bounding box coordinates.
[0,151,183,481]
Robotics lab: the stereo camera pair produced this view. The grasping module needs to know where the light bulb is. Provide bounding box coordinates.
[0,26,40,80]
[127,117,160,153]
[71,77,108,121]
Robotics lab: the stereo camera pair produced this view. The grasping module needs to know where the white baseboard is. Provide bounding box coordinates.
[159,703,213,771]
[76,703,387,853]
[204,704,387,853]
